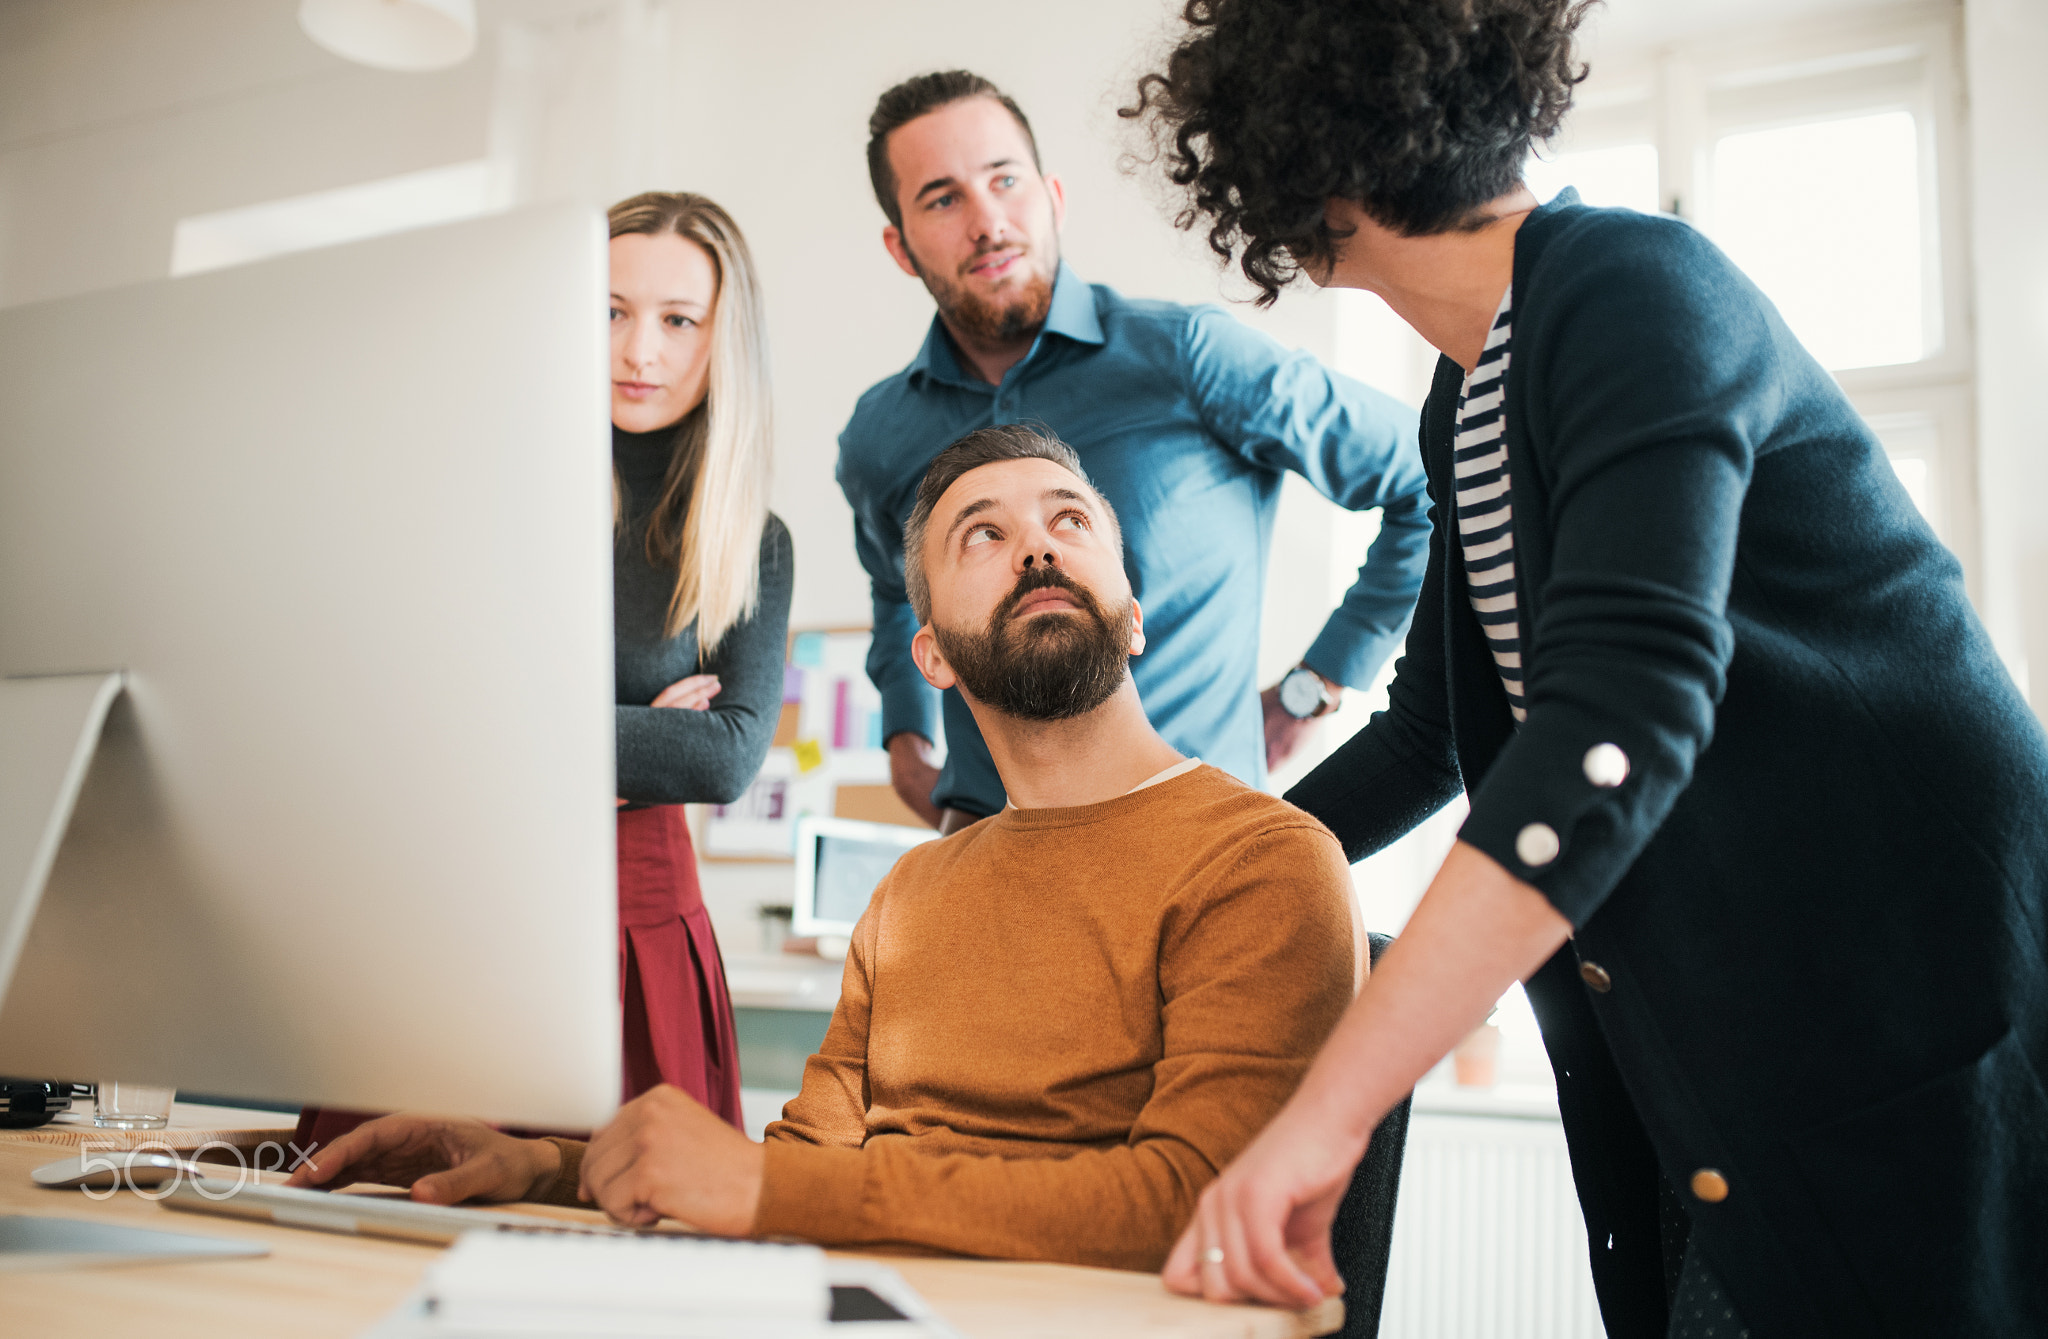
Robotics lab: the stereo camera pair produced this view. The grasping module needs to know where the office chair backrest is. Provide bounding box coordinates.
[1327,931,1412,1337]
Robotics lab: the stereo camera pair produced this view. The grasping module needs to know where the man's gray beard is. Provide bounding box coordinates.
[933,575,1133,723]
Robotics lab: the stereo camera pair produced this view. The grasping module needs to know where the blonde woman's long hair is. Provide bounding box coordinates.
[608,191,773,650]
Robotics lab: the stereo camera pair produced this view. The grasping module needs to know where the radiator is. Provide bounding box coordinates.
[1378,1112,1606,1338]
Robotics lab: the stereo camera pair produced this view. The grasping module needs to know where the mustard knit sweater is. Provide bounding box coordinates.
[551,764,1356,1271]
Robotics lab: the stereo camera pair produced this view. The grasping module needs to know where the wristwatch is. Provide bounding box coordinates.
[1278,665,1340,720]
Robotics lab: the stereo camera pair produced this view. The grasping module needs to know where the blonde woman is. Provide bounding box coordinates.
[599,191,789,1126]
[296,193,788,1147]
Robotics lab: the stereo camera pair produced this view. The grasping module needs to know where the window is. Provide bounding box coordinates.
[1321,5,1976,931]
[1512,6,1976,587]
[1871,413,1938,519]
[1709,110,1927,371]
[1524,142,1660,214]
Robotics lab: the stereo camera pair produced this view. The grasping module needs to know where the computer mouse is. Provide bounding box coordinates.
[31,1151,203,1189]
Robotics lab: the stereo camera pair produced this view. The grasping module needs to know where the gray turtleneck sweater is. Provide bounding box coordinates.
[613,423,792,807]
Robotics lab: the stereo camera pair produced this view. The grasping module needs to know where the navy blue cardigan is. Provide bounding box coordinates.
[1290,191,2048,1337]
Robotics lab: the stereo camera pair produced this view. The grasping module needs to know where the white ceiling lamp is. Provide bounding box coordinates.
[299,0,478,73]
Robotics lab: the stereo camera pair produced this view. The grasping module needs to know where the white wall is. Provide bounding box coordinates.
[0,0,1375,951]
[1964,0,2048,714]
[0,0,1353,664]
[7,0,2035,873]
[0,0,494,307]
[643,0,1367,939]
[655,0,1346,634]
[11,0,2027,712]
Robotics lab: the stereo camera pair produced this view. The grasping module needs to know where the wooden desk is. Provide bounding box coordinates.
[0,1142,1340,1337]
[0,1099,297,1155]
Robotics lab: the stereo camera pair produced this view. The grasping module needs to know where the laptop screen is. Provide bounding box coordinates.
[812,834,913,927]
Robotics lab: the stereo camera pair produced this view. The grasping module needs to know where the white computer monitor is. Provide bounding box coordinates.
[0,205,620,1128]
[791,816,939,940]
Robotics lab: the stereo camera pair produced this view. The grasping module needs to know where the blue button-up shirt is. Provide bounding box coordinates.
[837,263,1430,816]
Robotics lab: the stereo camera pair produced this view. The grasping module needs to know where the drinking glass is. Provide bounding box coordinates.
[93,1080,175,1129]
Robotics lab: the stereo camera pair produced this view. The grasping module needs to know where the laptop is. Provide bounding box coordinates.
[792,816,939,940]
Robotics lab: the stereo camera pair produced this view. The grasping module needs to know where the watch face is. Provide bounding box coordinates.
[1279,670,1323,719]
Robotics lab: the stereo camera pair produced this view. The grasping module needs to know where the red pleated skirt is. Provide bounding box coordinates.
[294,804,743,1150]
[613,803,743,1123]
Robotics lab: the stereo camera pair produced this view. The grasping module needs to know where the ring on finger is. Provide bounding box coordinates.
[1203,1246,1225,1265]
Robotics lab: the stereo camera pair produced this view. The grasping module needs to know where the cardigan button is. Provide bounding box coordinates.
[1583,743,1629,788]
[1690,1169,1730,1203]
[1579,961,1613,993]
[1515,823,1560,867]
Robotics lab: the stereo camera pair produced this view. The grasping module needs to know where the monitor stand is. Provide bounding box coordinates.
[0,673,278,1269]
[0,1213,268,1266]
[0,671,124,1008]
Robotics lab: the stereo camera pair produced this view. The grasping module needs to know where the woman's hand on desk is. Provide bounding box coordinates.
[1163,841,1573,1308]
[1162,1097,1359,1308]
[284,1114,560,1205]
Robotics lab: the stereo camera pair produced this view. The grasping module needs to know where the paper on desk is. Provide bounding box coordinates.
[429,1230,826,1329]
[360,1231,961,1339]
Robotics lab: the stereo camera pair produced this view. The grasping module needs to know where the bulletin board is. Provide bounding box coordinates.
[698,627,934,861]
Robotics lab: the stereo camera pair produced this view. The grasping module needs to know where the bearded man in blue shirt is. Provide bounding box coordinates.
[840,70,1430,830]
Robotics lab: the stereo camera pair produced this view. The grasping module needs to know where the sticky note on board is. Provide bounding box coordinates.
[792,738,826,774]
[791,633,826,669]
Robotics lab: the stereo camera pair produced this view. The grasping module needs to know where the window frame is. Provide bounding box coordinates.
[1540,2,1979,598]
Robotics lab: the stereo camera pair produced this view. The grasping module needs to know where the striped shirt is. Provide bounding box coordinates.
[1454,289,1525,723]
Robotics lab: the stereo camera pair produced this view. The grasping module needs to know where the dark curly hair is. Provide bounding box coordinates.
[1122,0,1595,304]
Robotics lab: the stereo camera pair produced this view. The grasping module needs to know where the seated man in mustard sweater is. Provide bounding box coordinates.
[290,425,1359,1271]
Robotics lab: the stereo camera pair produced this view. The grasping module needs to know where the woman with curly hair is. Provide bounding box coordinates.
[1126,2,2048,1335]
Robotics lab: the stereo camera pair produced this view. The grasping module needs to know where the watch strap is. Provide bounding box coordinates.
[1281,666,1338,719]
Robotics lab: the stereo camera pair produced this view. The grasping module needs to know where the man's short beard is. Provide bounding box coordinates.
[933,566,1133,722]
[905,239,1056,344]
